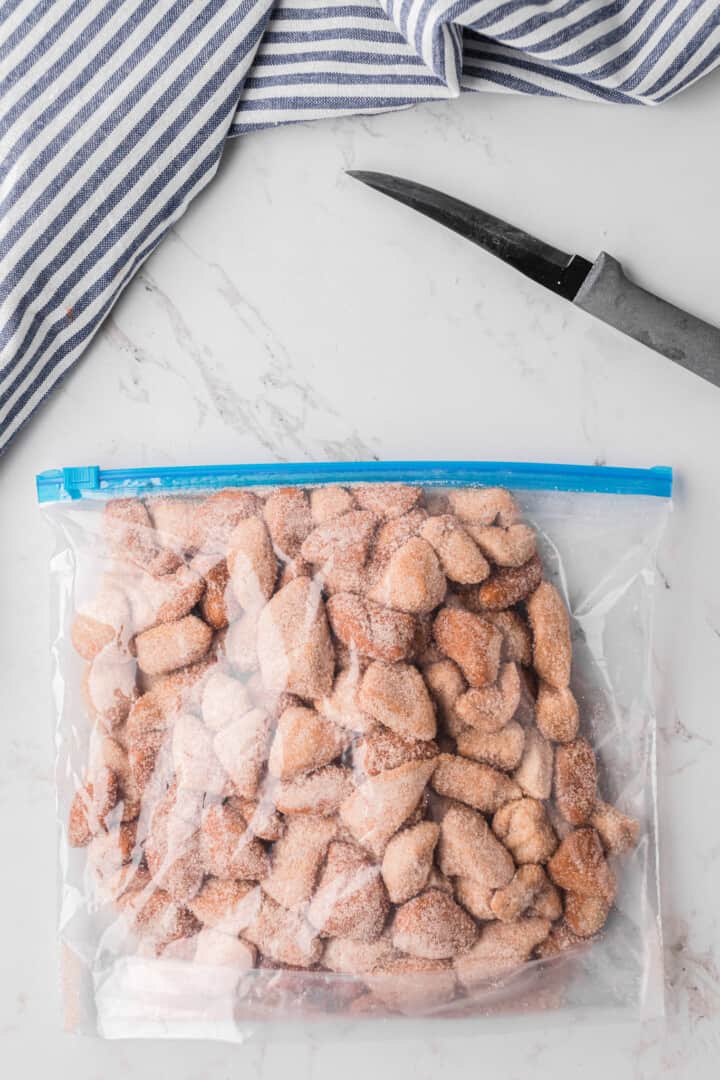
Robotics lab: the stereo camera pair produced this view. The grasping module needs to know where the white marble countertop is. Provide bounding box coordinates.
[2,72,720,1078]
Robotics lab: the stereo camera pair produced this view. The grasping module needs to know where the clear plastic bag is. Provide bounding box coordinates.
[36,461,672,1039]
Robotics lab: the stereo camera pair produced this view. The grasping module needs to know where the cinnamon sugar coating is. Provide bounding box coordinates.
[66,482,638,1013]
[433,608,503,689]
[358,661,436,741]
[391,889,478,959]
[381,821,439,903]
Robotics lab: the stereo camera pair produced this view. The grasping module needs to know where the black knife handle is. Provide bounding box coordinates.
[574,252,720,387]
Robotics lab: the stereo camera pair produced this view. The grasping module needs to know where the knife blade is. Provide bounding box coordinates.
[347,170,720,387]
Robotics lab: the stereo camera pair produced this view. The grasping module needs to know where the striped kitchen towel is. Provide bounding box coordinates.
[2,1,719,456]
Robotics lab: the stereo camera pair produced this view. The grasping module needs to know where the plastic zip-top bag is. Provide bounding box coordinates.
[36,461,672,1039]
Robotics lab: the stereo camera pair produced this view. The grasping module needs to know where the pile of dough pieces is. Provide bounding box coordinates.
[68,483,639,1017]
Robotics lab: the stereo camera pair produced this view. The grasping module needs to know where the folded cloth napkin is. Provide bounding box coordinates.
[1,0,718,456]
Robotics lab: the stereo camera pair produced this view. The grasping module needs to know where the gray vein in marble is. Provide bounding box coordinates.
[102,312,209,421]
[655,562,672,590]
[658,709,711,748]
[0,737,52,803]
[420,101,480,149]
[151,230,379,463]
[665,918,720,1026]
[0,991,27,1037]
[139,269,288,455]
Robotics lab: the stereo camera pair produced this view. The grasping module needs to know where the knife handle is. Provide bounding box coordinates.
[574,252,720,385]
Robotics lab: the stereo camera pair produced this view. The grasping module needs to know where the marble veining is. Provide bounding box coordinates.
[1,70,719,1080]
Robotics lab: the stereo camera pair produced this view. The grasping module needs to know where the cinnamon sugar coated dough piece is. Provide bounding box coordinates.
[354,483,422,518]
[244,894,322,967]
[276,765,354,816]
[527,582,572,689]
[323,934,396,975]
[454,878,496,921]
[257,577,335,699]
[197,559,234,629]
[200,802,269,880]
[319,666,373,732]
[340,759,436,857]
[224,610,259,673]
[554,738,598,824]
[194,489,261,552]
[134,615,213,676]
[368,537,447,614]
[64,481,641,1016]
[308,842,390,941]
[548,828,616,905]
[263,488,312,556]
[301,510,378,569]
[591,801,640,854]
[490,865,549,922]
[423,658,466,724]
[514,725,554,800]
[468,524,536,568]
[357,726,438,776]
[213,708,270,798]
[368,956,456,1015]
[146,497,198,554]
[128,888,200,947]
[201,670,252,731]
[564,892,612,937]
[483,610,533,667]
[103,498,164,570]
[227,517,277,609]
[144,793,204,904]
[310,485,355,524]
[373,509,428,563]
[455,721,526,772]
[358,661,436,741]
[447,487,521,528]
[473,555,544,611]
[268,705,347,780]
[327,593,417,663]
[419,516,490,584]
[194,930,257,970]
[188,879,262,934]
[71,585,132,662]
[151,657,217,713]
[68,767,119,847]
[431,753,521,813]
[454,918,550,987]
[83,660,137,728]
[493,797,558,865]
[264,815,337,908]
[438,803,514,888]
[141,564,206,626]
[535,683,580,743]
[90,736,140,822]
[392,890,478,959]
[433,608,503,688]
[381,821,440,903]
[172,713,228,794]
[455,661,521,733]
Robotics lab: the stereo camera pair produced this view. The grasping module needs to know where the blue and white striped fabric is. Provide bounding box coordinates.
[2,1,719,455]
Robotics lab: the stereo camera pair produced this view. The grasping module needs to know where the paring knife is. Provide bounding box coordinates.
[347,171,720,387]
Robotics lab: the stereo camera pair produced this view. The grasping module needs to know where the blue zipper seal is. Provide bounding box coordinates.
[36,461,673,504]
